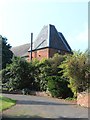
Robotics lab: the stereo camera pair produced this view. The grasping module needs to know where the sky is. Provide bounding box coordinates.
[0,0,88,51]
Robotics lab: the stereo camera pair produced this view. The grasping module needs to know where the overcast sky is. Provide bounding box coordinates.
[0,0,88,51]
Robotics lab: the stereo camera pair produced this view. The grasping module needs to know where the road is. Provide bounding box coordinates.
[2,94,88,120]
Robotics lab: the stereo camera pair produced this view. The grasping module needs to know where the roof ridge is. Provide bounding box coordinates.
[11,43,30,48]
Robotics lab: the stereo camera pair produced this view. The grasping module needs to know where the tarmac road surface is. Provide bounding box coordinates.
[2,94,89,120]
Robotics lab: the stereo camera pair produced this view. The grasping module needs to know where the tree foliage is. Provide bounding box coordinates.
[2,57,37,91]
[2,37,13,69]
[47,76,73,98]
[2,50,89,98]
[60,50,89,97]
[37,54,65,91]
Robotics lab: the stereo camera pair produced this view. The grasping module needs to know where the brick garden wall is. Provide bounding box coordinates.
[77,92,90,108]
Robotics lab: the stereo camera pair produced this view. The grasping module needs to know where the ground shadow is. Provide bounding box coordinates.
[1,117,88,120]
[2,115,88,120]
[16,100,76,106]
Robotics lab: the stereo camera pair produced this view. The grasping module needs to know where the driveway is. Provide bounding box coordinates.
[2,94,88,120]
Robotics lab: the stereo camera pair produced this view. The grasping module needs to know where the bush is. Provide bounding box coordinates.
[2,57,36,91]
[60,50,89,97]
[38,54,65,91]
[47,76,73,98]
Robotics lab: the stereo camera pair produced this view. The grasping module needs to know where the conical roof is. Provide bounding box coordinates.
[28,24,72,53]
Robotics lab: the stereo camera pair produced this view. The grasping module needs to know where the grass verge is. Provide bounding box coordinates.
[0,95,16,111]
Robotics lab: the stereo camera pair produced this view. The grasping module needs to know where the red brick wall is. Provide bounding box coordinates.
[49,48,58,58]
[28,48,49,61]
[49,48,69,58]
[28,48,68,61]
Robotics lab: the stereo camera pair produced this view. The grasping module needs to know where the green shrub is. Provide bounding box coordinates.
[2,57,36,91]
[47,76,73,98]
[60,50,89,97]
[38,54,65,91]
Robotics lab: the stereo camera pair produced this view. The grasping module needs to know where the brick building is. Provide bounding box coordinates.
[28,24,72,61]
[11,24,72,61]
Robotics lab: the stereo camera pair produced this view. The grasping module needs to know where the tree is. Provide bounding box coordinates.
[2,36,13,69]
[60,50,89,97]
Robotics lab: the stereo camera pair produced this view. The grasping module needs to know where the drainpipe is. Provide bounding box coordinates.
[30,33,33,61]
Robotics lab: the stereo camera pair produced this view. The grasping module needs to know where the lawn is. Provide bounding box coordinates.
[0,95,16,111]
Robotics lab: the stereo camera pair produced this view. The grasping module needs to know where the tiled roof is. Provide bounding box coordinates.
[34,25,48,50]
[11,24,72,57]
[28,24,72,53]
[11,43,30,57]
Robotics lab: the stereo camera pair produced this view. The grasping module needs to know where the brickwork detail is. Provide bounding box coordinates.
[77,92,90,108]
[28,48,68,61]
[28,48,58,61]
